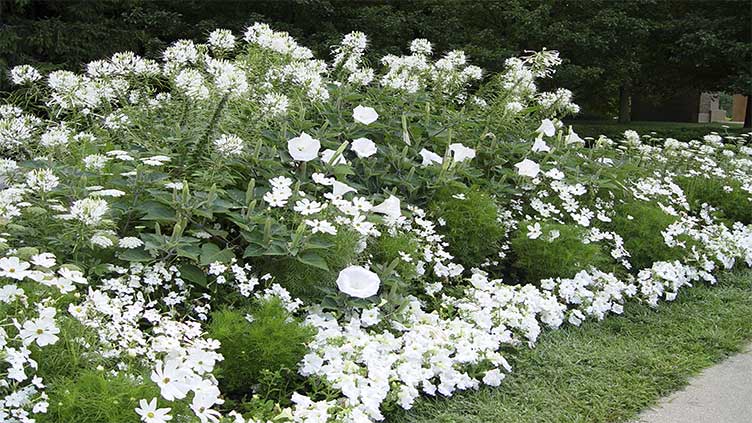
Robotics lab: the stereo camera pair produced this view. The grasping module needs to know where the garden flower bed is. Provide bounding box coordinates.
[1,24,751,423]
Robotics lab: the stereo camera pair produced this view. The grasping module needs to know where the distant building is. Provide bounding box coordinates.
[732,95,748,123]
[632,90,727,123]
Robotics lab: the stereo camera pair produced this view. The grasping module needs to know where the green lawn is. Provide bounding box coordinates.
[391,269,752,423]
[567,120,748,141]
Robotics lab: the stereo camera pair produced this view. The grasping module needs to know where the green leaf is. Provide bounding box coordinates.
[139,201,176,222]
[243,243,265,258]
[179,264,207,288]
[176,245,201,261]
[199,242,235,265]
[118,247,153,262]
[297,252,329,271]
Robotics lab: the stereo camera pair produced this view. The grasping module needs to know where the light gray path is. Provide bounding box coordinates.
[635,344,752,423]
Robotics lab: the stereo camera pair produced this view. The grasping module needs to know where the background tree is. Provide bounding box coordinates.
[1,0,750,123]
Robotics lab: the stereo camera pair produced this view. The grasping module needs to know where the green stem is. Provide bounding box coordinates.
[192,94,229,163]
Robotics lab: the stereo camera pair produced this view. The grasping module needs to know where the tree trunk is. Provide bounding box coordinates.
[745,95,751,129]
[618,85,631,123]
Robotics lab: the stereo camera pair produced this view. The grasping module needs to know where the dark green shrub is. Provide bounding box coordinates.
[429,186,506,267]
[208,298,314,398]
[368,232,422,280]
[612,200,686,270]
[678,176,752,224]
[510,221,612,283]
[269,229,362,300]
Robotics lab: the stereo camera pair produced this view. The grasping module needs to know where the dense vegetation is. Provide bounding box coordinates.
[0,19,751,423]
[2,0,751,122]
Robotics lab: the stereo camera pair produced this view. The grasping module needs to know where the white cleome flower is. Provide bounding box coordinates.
[336,265,381,298]
[351,137,377,158]
[287,132,321,162]
[352,105,379,125]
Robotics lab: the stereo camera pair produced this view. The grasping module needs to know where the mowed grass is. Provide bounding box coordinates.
[391,269,752,423]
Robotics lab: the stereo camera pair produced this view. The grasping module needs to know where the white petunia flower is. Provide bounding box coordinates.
[336,265,380,298]
[352,105,379,125]
[515,158,540,178]
[449,143,476,163]
[371,195,401,219]
[419,148,443,166]
[287,132,321,162]
[351,137,377,158]
[536,118,556,137]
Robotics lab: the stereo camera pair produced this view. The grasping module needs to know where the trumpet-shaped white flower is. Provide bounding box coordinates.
[353,105,379,125]
[536,118,556,137]
[336,265,380,298]
[449,143,476,163]
[351,137,377,158]
[371,195,401,220]
[531,136,551,153]
[287,132,321,162]
[419,148,443,166]
[515,159,541,178]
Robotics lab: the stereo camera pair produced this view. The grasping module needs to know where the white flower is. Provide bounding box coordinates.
[527,222,542,239]
[0,257,31,280]
[449,143,476,163]
[66,198,109,226]
[305,219,337,235]
[91,233,114,248]
[565,129,585,145]
[136,398,172,423]
[371,195,401,219]
[207,28,236,51]
[515,159,540,178]
[351,137,377,158]
[150,359,193,401]
[531,136,550,153]
[287,132,321,162]
[419,148,443,166]
[294,199,325,215]
[352,105,378,125]
[331,180,357,198]
[26,169,60,192]
[336,265,380,298]
[214,134,245,157]
[10,65,42,85]
[19,315,59,347]
[482,368,505,387]
[321,149,348,165]
[30,253,56,268]
[119,237,144,249]
[536,118,556,137]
